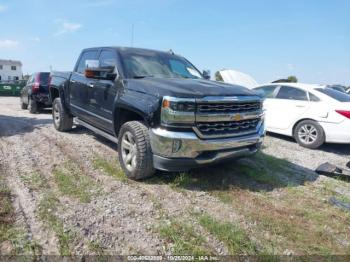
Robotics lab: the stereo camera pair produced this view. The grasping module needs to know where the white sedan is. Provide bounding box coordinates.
[253,83,350,149]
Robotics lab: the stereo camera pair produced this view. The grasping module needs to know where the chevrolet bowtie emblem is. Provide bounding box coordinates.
[232,114,243,121]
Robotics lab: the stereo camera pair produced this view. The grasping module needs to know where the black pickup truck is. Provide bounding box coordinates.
[49,47,265,179]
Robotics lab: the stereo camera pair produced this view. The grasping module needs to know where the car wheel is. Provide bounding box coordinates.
[52,97,73,132]
[118,121,155,180]
[294,120,325,149]
[28,97,38,113]
[20,99,28,109]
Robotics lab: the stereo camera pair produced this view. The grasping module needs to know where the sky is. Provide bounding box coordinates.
[0,0,349,85]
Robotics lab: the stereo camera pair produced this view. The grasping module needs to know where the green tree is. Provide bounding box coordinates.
[215,71,223,82]
[287,76,298,83]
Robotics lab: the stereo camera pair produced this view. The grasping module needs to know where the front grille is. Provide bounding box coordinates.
[197,101,261,113]
[196,119,260,137]
[194,98,262,138]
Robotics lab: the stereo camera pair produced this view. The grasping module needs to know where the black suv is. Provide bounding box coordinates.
[20,72,51,113]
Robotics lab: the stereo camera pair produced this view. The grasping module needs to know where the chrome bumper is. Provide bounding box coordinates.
[149,124,265,171]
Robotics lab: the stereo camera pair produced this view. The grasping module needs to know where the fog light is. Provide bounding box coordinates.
[172,139,182,153]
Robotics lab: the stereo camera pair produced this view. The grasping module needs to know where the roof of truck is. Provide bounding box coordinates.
[82,46,178,56]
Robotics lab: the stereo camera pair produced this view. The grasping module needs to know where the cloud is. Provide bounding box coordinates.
[54,19,82,36]
[0,4,7,12]
[0,39,19,48]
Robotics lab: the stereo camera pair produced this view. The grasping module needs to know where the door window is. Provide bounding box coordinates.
[253,86,277,98]
[276,86,308,101]
[308,92,320,102]
[99,50,117,69]
[76,51,98,74]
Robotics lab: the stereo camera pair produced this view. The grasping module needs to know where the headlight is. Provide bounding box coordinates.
[161,96,195,127]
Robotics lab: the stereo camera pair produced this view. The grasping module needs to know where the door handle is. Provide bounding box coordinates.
[71,80,76,83]
[295,105,306,108]
[88,83,94,88]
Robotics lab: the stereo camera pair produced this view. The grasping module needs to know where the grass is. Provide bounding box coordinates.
[38,194,72,255]
[237,165,285,187]
[88,240,105,255]
[149,152,293,192]
[53,162,102,203]
[197,213,258,255]
[158,220,214,256]
[0,175,42,255]
[224,185,350,254]
[93,156,127,182]
[20,172,48,191]
[149,151,350,254]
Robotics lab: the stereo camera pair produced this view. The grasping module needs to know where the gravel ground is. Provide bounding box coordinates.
[264,133,350,171]
[0,96,349,255]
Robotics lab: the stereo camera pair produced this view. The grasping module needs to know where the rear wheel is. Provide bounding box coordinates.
[28,97,38,113]
[52,98,73,132]
[294,120,325,149]
[20,98,28,109]
[118,121,155,180]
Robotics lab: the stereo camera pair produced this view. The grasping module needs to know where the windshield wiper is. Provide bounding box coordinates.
[133,75,154,79]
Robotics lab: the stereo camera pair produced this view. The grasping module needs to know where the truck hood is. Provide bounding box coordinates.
[125,78,257,98]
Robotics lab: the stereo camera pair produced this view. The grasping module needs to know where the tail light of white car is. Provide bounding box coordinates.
[335,110,350,119]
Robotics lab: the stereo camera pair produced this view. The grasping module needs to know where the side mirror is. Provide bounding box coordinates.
[85,63,117,81]
[203,70,211,80]
[85,59,100,69]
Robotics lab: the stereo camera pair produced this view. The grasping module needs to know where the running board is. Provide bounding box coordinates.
[74,118,118,144]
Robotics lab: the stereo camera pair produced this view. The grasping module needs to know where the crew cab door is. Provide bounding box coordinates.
[69,50,99,122]
[89,49,120,133]
[267,86,310,130]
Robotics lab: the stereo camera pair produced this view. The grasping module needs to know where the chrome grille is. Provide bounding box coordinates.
[196,119,260,137]
[197,101,261,113]
[194,97,263,139]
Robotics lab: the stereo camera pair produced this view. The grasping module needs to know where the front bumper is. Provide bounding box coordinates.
[149,124,265,171]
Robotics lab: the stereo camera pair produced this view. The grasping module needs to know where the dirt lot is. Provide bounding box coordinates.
[1,96,350,256]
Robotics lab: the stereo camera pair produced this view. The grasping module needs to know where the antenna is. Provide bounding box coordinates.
[131,24,134,47]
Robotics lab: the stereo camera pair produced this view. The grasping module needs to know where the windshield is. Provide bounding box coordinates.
[119,51,203,79]
[316,88,350,102]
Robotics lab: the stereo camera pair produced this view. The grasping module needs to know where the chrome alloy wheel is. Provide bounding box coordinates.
[53,102,60,126]
[298,124,318,144]
[121,131,137,172]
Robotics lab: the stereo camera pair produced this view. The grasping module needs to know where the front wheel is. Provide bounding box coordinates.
[118,121,155,180]
[52,98,73,132]
[294,120,325,149]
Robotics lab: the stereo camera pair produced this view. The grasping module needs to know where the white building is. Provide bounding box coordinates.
[0,59,23,82]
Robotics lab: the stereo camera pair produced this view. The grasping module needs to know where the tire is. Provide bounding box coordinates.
[20,99,28,110]
[28,97,38,114]
[294,120,325,149]
[118,121,155,180]
[52,98,73,132]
